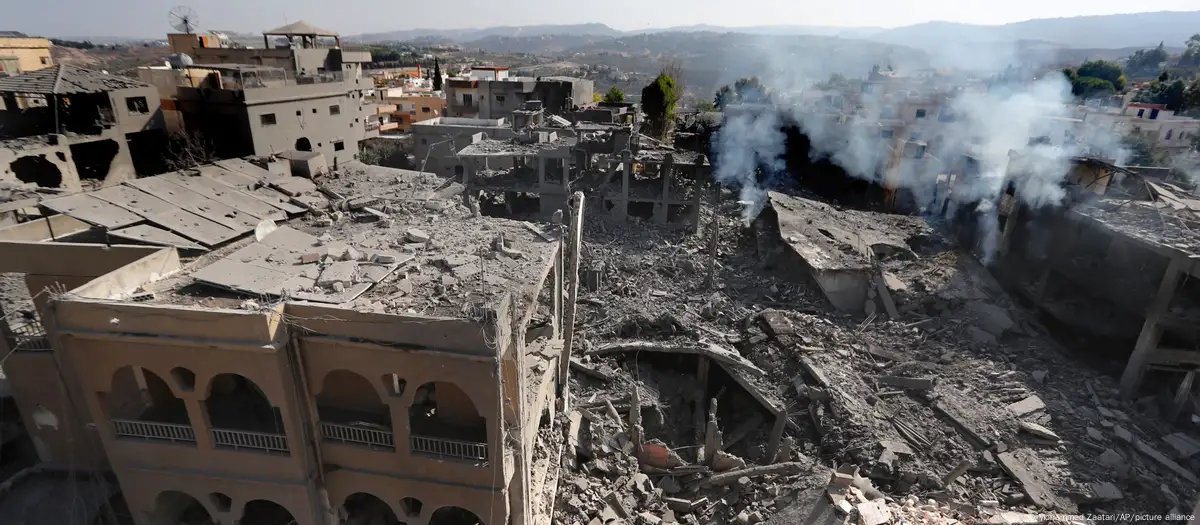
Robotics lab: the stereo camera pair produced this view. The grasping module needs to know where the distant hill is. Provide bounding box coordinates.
[867,11,1200,50]
[356,23,622,44]
[351,10,1200,52]
[626,24,884,39]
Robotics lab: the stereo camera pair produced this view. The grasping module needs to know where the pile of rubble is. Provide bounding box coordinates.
[555,191,1200,524]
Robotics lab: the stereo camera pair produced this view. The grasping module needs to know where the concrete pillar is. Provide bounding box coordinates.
[1120,256,1187,397]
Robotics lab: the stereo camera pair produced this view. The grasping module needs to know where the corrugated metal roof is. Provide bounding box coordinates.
[0,64,150,95]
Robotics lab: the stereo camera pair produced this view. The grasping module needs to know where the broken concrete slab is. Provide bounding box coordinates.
[1097,448,1129,475]
[968,301,1014,336]
[983,511,1047,524]
[763,191,919,313]
[1162,432,1200,460]
[872,375,936,390]
[1018,422,1060,441]
[855,500,891,525]
[405,228,430,243]
[996,449,1077,512]
[711,451,746,472]
[1005,395,1045,417]
[588,340,765,377]
[1090,481,1124,502]
[316,260,358,286]
[1132,439,1200,483]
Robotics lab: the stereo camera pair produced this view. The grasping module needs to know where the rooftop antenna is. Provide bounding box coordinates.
[169,5,199,35]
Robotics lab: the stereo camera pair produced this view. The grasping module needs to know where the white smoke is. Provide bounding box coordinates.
[710,37,1149,256]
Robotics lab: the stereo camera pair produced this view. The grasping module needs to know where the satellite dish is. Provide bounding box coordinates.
[169,6,199,34]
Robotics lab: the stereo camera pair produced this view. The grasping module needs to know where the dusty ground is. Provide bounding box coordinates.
[554,190,1200,525]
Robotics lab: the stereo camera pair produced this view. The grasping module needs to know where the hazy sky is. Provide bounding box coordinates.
[8,0,1198,38]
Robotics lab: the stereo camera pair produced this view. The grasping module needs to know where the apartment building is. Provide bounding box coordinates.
[0,32,52,76]
[382,93,446,132]
[0,65,165,190]
[0,164,573,525]
[142,21,373,166]
[446,74,593,120]
[1081,102,1200,154]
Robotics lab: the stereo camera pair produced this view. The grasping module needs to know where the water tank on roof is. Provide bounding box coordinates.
[167,53,194,69]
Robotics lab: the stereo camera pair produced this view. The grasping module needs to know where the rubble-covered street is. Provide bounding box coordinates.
[554,191,1200,525]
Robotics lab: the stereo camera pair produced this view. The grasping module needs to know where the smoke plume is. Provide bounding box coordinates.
[709,37,1160,258]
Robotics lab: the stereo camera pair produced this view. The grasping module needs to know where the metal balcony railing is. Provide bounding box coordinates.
[410,434,488,462]
[211,428,289,454]
[320,422,395,450]
[11,322,50,352]
[111,419,196,444]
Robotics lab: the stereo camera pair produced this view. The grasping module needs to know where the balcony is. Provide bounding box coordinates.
[112,419,196,444]
[321,422,394,450]
[317,405,394,451]
[410,434,488,462]
[105,365,196,446]
[206,373,290,455]
[409,381,488,464]
[212,428,289,453]
[315,371,395,451]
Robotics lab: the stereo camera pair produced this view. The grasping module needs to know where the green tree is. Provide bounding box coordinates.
[1071,76,1117,98]
[1076,60,1127,91]
[1127,43,1169,75]
[432,58,443,91]
[1180,34,1200,68]
[1123,130,1166,166]
[601,86,625,103]
[1184,78,1200,112]
[694,100,717,112]
[713,77,768,109]
[642,72,679,139]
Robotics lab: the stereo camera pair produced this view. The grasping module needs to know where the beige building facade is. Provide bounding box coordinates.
[0,175,575,525]
[0,36,53,76]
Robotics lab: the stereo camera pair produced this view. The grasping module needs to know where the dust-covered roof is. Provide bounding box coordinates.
[0,64,151,95]
[457,135,577,157]
[144,163,560,319]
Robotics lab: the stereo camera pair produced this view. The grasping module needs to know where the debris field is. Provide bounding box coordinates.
[553,191,1200,525]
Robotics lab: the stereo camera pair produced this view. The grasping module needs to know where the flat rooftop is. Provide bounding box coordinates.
[458,135,577,157]
[139,163,559,319]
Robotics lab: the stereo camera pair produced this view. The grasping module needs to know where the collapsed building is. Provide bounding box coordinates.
[415,101,712,231]
[0,161,576,525]
[0,65,166,191]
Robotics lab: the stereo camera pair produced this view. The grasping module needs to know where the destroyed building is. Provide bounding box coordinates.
[987,163,1200,404]
[0,161,575,525]
[0,65,166,191]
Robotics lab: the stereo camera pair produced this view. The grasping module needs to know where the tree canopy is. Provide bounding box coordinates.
[1126,43,1168,76]
[601,86,625,104]
[1180,34,1200,68]
[642,72,679,139]
[432,58,443,91]
[1075,60,1127,91]
[713,77,769,109]
[1137,78,1188,111]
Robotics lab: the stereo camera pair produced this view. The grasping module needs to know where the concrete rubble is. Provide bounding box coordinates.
[554,189,1200,524]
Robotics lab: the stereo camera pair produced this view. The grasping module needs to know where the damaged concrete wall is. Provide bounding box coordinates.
[0,138,82,191]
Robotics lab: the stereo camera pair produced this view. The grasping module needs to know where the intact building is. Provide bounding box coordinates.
[446,74,593,121]
[141,21,374,167]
